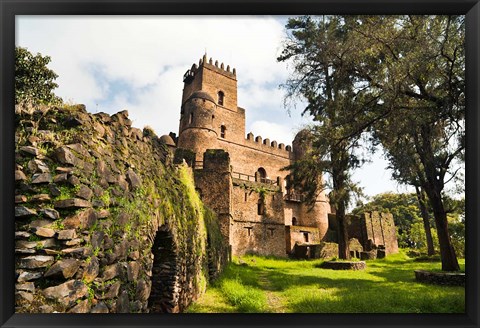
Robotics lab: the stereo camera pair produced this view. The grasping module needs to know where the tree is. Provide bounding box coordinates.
[279,15,464,271]
[354,16,465,271]
[15,46,62,105]
[278,16,375,259]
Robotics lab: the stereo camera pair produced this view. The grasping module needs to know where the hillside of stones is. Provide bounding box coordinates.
[14,103,227,313]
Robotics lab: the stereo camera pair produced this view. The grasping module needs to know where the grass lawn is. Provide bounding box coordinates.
[186,250,465,313]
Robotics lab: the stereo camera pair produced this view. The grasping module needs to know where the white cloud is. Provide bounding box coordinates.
[15,15,407,197]
[16,15,289,137]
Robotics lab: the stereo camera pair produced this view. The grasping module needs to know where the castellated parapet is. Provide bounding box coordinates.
[174,55,332,258]
[173,55,398,258]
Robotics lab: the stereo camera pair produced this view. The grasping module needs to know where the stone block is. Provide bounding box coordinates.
[45,259,81,279]
[54,198,92,209]
[19,255,54,269]
[42,279,88,305]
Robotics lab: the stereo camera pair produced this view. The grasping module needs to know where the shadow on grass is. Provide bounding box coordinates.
[265,268,464,313]
[190,257,465,313]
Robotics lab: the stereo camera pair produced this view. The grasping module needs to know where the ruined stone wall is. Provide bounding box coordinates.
[14,104,227,313]
[193,150,232,244]
[330,212,399,255]
[285,225,321,254]
[229,180,286,257]
[363,212,399,254]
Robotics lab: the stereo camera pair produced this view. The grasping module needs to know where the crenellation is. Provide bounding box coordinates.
[176,55,397,260]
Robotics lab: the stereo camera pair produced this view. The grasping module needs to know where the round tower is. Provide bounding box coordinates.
[292,128,330,240]
[177,90,218,162]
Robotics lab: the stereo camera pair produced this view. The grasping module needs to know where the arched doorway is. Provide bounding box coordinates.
[148,225,178,313]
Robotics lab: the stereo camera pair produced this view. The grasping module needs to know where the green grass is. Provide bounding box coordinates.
[186,251,465,313]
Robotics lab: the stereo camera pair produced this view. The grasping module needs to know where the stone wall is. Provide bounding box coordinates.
[348,212,399,254]
[328,212,399,255]
[285,225,321,255]
[230,180,286,257]
[14,104,227,313]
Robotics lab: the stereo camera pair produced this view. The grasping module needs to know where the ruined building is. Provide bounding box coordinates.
[165,55,398,258]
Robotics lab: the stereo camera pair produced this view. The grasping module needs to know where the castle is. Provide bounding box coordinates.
[161,54,331,258]
[162,54,398,258]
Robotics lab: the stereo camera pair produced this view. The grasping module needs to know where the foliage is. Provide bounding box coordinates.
[15,46,62,105]
[278,16,377,259]
[278,15,465,271]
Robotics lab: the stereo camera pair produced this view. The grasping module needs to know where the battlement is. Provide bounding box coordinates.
[245,132,292,154]
[184,54,236,84]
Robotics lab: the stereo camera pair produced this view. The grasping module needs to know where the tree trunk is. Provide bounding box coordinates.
[415,186,435,256]
[336,200,350,260]
[331,144,350,260]
[423,186,460,271]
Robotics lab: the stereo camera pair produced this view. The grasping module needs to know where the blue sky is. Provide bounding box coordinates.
[16,15,422,201]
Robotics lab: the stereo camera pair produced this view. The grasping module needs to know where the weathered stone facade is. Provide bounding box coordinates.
[347,212,399,255]
[14,104,228,313]
[172,55,399,259]
[173,55,332,258]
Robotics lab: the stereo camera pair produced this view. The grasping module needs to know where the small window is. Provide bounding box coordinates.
[218,91,224,106]
[244,192,248,202]
[303,232,309,242]
[292,217,297,226]
[189,112,194,125]
[269,228,275,237]
[221,125,226,138]
[245,227,252,236]
[257,199,265,215]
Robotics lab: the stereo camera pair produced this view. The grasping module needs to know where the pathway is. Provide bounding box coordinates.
[257,271,288,313]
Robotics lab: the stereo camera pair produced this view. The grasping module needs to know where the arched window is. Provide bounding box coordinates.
[256,167,267,183]
[189,112,194,125]
[218,91,225,106]
[220,125,226,138]
[292,217,297,226]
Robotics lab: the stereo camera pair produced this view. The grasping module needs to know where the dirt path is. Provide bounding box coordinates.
[257,271,288,313]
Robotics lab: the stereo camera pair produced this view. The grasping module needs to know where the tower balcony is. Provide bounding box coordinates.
[284,191,304,202]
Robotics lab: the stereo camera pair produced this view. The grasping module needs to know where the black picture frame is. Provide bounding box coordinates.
[1,1,478,327]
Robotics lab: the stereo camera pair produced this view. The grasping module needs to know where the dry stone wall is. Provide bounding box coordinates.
[14,103,227,313]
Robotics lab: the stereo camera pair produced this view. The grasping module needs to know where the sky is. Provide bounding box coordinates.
[16,15,417,201]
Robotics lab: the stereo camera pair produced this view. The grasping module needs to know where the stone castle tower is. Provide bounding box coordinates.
[170,54,331,257]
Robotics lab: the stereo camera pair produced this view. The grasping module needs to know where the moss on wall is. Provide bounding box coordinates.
[14,103,227,313]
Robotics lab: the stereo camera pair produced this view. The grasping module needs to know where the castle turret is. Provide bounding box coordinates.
[177,91,218,162]
[177,55,248,163]
[292,129,330,240]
